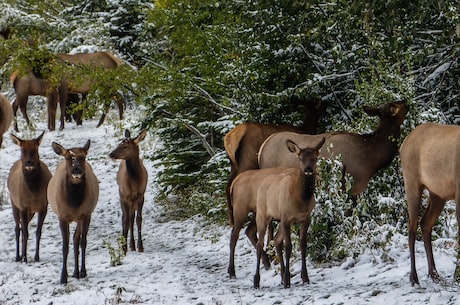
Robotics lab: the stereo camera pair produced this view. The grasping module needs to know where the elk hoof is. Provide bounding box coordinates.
[253,274,260,289]
[262,252,271,270]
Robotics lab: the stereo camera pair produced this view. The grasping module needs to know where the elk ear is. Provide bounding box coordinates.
[134,130,147,144]
[315,137,326,150]
[389,103,401,116]
[124,129,131,140]
[363,106,381,117]
[83,139,91,151]
[52,142,66,156]
[36,130,45,145]
[286,139,300,154]
[10,134,21,146]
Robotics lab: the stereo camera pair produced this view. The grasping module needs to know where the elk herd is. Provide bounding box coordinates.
[1,89,147,284]
[226,100,460,289]
[0,50,459,290]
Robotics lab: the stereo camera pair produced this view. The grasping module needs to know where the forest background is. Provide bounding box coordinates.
[0,0,459,263]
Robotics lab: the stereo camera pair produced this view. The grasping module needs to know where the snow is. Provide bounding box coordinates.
[0,102,460,304]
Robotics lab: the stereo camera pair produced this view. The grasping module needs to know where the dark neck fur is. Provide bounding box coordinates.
[23,166,43,193]
[126,158,141,179]
[301,174,315,201]
[66,177,86,208]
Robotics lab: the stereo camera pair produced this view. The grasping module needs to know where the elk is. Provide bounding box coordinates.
[10,51,124,131]
[0,94,13,147]
[229,137,325,288]
[258,101,408,197]
[224,98,325,212]
[400,122,460,285]
[224,98,325,267]
[7,131,52,263]
[47,140,99,284]
[109,129,148,254]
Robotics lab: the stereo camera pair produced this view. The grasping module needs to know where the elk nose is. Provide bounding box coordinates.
[24,160,34,170]
[304,167,314,176]
[71,167,83,178]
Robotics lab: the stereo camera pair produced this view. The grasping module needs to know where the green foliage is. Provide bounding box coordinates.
[103,235,126,267]
[1,0,460,265]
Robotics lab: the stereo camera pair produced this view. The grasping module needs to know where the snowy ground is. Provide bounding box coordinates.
[0,95,459,305]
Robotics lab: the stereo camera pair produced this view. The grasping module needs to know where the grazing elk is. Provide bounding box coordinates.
[258,101,408,197]
[47,140,99,284]
[10,51,123,131]
[7,131,52,263]
[109,130,148,254]
[0,94,13,147]
[400,122,460,285]
[229,138,325,288]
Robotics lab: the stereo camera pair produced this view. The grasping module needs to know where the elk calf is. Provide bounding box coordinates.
[0,94,13,147]
[47,140,99,284]
[229,138,325,288]
[7,131,51,263]
[109,130,148,254]
[400,123,460,285]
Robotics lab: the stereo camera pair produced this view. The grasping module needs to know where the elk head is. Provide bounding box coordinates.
[286,137,325,177]
[109,129,147,160]
[52,140,91,184]
[11,131,45,172]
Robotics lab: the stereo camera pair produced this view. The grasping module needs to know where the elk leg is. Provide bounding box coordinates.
[58,89,67,131]
[454,192,460,282]
[421,193,445,282]
[406,182,422,286]
[12,98,20,132]
[20,210,29,263]
[19,102,29,126]
[228,217,244,278]
[59,219,70,284]
[274,223,285,286]
[136,199,144,252]
[73,222,82,278]
[12,205,21,262]
[115,95,124,120]
[34,207,47,262]
[121,201,129,254]
[254,219,268,288]
[96,112,107,128]
[300,219,311,284]
[245,218,270,270]
[129,208,136,252]
[47,92,58,131]
[79,216,90,279]
[282,222,292,288]
[96,99,110,128]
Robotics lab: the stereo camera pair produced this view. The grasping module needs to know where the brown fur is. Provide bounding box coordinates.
[7,131,52,263]
[258,101,408,196]
[109,130,148,254]
[10,52,123,131]
[228,138,325,288]
[400,122,460,285]
[224,97,326,225]
[0,94,13,147]
[47,140,99,284]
